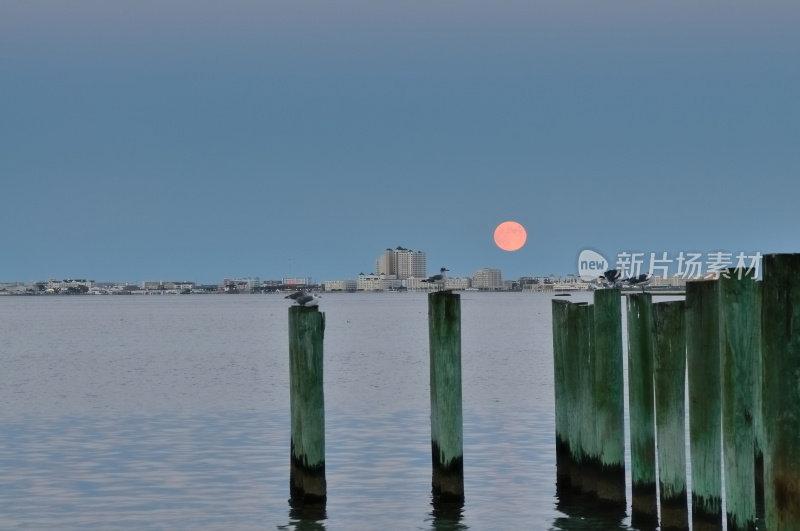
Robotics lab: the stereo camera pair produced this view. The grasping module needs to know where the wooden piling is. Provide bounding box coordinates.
[561,302,593,494]
[626,293,658,525]
[719,272,759,530]
[652,300,688,530]
[685,280,723,526]
[761,253,800,529]
[754,279,764,515]
[428,290,464,502]
[552,299,572,492]
[288,305,327,504]
[591,289,625,510]
[576,302,597,497]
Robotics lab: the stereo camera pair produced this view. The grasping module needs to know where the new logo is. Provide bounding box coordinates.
[578,249,609,281]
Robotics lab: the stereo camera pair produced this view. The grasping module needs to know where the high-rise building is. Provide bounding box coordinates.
[375,249,396,276]
[374,246,427,280]
[396,249,426,279]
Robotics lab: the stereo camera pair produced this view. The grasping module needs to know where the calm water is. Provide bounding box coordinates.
[1,291,638,530]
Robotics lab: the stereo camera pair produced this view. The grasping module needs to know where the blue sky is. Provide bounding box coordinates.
[2,1,798,284]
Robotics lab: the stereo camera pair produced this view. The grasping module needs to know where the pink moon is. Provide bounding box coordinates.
[493,221,527,251]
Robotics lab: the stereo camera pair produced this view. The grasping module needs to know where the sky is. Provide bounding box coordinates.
[2,1,799,284]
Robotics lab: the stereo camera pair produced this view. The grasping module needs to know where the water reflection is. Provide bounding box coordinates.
[553,489,629,530]
[429,497,467,530]
[278,500,327,531]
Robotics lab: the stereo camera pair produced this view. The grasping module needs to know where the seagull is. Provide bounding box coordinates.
[284,291,320,307]
[421,267,449,291]
[598,269,623,288]
[624,273,652,292]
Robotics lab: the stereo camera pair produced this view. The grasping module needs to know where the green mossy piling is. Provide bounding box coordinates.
[561,302,591,494]
[591,289,625,510]
[288,305,327,504]
[428,290,464,502]
[754,277,765,515]
[551,299,572,492]
[719,272,759,530]
[761,253,800,530]
[554,297,623,506]
[626,293,658,526]
[685,280,723,526]
[576,303,596,496]
[652,300,688,530]
[550,256,800,527]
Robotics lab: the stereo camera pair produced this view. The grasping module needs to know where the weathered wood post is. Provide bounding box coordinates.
[552,299,572,493]
[562,302,592,494]
[685,280,723,527]
[428,290,464,502]
[591,288,625,509]
[626,293,658,525]
[564,302,596,495]
[719,271,760,530]
[754,279,764,513]
[652,300,688,530]
[288,305,327,504]
[576,302,597,497]
[761,253,800,529]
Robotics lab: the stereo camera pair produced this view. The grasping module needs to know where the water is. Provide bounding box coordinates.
[1,291,632,529]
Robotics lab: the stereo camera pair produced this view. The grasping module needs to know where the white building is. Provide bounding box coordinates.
[405,276,470,292]
[472,268,503,290]
[357,274,402,291]
[405,277,430,291]
[397,250,426,279]
[283,276,311,286]
[445,277,471,290]
[324,279,357,292]
[375,249,396,277]
[375,246,426,280]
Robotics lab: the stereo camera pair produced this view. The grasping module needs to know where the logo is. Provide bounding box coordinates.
[578,249,609,281]
[576,249,762,282]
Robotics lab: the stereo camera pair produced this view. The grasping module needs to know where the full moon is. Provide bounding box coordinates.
[493,221,527,251]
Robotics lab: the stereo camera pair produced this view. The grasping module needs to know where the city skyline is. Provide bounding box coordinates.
[0,263,514,287]
[3,2,799,285]
[0,245,768,286]
[1,266,518,294]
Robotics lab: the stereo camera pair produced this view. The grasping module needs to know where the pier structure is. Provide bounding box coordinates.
[551,253,800,529]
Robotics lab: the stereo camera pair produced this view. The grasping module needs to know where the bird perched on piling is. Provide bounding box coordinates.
[599,269,623,288]
[625,273,652,291]
[285,291,320,307]
[421,267,449,291]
